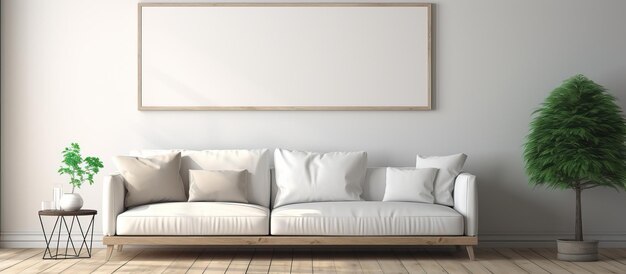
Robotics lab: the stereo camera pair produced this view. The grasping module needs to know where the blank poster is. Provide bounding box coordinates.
[139,4,431,110]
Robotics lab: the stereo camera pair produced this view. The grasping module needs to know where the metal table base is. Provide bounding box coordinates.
[38,210,96,259]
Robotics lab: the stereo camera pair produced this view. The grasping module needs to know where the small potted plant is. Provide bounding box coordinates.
[58,143,104,211]
[524,74,626,261]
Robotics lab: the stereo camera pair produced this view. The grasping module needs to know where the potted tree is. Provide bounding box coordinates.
[58,143,104,211]
[524,74,626,261]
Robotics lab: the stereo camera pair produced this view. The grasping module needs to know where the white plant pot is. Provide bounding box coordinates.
[60,193,83,211]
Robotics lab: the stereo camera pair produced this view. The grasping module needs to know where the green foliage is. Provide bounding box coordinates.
[524,75,626,191]
[58,143,104,192]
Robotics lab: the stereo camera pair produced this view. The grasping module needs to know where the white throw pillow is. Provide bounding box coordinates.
[416,153,468,206]
[188,169,248,203]
[273,149,367,208]
[383,168,438,203]
[113,152,186,208]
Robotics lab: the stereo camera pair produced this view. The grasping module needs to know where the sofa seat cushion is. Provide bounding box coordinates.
[116,202,269,235]
[271,201,463,236]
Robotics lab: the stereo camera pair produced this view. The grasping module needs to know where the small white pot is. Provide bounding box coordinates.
[60,193,83,211]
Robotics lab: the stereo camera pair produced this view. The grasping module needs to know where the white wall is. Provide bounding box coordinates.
[2,0,626,247]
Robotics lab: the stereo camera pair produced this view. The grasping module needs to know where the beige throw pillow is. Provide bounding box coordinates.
[113,152,186,208]
[129,149,271,207]
[188,170,249,203]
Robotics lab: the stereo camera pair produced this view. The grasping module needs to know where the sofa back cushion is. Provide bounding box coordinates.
[130,149,271,207]
[362,167,389,201]
[272,167,396,205]
[416,153,468,206]
[273,149,367,208]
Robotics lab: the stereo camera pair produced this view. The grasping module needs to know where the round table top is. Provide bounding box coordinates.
[38,209,97,216]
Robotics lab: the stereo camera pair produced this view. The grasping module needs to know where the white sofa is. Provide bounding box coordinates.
[102,151,477,260]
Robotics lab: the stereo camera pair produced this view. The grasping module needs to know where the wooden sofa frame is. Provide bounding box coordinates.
[103,235,477,261]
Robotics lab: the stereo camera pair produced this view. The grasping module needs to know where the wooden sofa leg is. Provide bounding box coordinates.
[117,245,123,252]
[465,246,475,261]
[106,245,114,261]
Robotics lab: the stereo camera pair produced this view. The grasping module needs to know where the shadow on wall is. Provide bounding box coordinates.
[473,154,565,236]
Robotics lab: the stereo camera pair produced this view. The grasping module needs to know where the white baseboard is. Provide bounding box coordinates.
[0,232,105,248]
[479,233,626,248]
[2,232,625,248]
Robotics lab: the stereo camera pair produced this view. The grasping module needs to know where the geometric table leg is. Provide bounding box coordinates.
[38,210,97,260]
[39,215,60,259]
[76,215,95,258]
[62,216,78,258]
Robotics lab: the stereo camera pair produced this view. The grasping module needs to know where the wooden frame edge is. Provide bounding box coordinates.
[138,4,143,110]
[138,106,432,111]
[138,3,433,8]
[426,3,434,110]
[137,3,433,111]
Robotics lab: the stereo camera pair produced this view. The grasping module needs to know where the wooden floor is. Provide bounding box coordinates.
[0,247,625,273]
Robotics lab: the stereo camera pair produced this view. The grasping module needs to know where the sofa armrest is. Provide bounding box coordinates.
[102,174,125,236]
[453,173,478,236]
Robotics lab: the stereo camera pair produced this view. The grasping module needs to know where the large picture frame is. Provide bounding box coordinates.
[139,3,432,110]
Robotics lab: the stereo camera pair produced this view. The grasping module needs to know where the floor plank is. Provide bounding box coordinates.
[6,253,64,273]
[40,248,107,273]
[531,248,592,274]
[204,249,237,274]
[247,248,273,274]
[376,249,408,274]
[63,248,141,273]
[393,249,425,274]
[291,248,313,274]
[334,249,363,273]
[411,249,447,274]
[268,248,293,273]
[512,248,570,274]
[312,248,336,274]
[186,249,215,274]
[598,253,626,272]
[358,249,385,274]
[227,248,255,273]
[0,247,624,273]
[453,248,492,274]
[599,248,626,265]
[573,257,625,274]
[111,249,176,273]
[0,249,46,272]
[494,248,550,273]
[478,248,527,274]
[162,249,202,273]
[535,247,622,274]
[428,249,471,274]
[0,248,25,260]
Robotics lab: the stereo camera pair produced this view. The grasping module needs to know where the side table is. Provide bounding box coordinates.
[38,209,97,259]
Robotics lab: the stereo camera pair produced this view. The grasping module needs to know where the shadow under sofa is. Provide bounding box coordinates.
[102,168,478,260]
